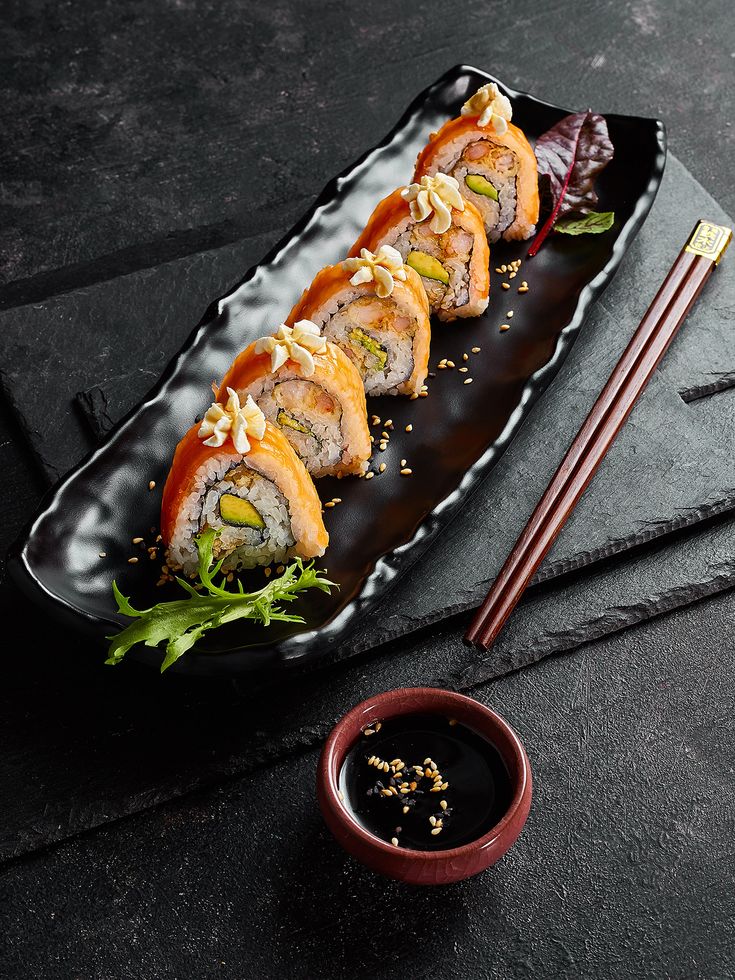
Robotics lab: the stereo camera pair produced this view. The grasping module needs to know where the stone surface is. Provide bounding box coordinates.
[1,590,733,979]
[1,0,734,292]
[2,2,735,976]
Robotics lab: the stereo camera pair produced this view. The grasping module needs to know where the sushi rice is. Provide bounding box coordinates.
[167,454,294,575]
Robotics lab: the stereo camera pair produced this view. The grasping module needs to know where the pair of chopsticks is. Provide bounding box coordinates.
[465,219,732,651]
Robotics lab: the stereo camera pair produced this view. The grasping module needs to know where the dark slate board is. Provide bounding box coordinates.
[1,156,734,656]
[2,496,734,863]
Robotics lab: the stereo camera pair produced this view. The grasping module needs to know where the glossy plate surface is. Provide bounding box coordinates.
[9,66,666,674]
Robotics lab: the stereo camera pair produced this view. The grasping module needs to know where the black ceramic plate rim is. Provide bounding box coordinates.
[9,65,667,672]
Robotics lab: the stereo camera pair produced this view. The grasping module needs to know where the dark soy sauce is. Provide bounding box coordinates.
[339,712,512,851]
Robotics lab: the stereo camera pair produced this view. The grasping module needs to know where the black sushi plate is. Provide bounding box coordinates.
[8,65,666,675]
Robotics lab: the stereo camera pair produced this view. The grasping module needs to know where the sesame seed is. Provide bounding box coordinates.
[132,536,144,544]
[500,324,510,332]
[332,497,342,504]
[324,501,335,508]
[501,282,510,290]
[381,789,392,797]
[458,366,468,373]
[391,837,399,846]
[127,557,139,564]
[410,393,419,400]
[449,718,457,726]
[403,806,409,814]
[424,759,432,765]
[500,264,507,273]
[431,826,442,835]
[430,816,437,826]
[368,755,376,764]
[430,786,441,792]
[379,462,386,473]
[472,346,481,353]
[509,271,517,279]
[419,391,428,397]
[383,762,390,772]
[375,722,382,731]
[440,800,448,810]
[464,378,473,385]
[371,416,381,425]
[495,267,503,274]
[364,729,375,736]
[410,782,417,791]
[98,552,106,558]
[384,419,393,428]
[365,471,375,480]
[381,432,389,440]
[441,782,449,790]
[462,353,469,361]
[446,360,455,368]
[148,481,156,490]
[518,285,529,293]
[400,468,412,476]
[405,423,413,432]
[400,458,407,467]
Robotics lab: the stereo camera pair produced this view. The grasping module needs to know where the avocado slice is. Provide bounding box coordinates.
[406,250,450,285]
[349,327,388,370]
[277,409,311,435]
[465,173,499,201]
[219,493,265,529]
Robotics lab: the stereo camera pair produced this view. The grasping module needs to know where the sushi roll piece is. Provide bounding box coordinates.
[413,82,539,243]
[349,178,489,322]
[162,390,328,575]
[287,245,431,396]
[217,319,371,478]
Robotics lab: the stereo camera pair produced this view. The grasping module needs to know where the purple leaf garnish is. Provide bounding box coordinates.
[528,111,614,256]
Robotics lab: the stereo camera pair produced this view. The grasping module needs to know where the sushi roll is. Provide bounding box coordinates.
[413,82,539,243]
[162,389,328,575]
[217,319,371,478]
[349,179,489,322]
[287,245,431,396]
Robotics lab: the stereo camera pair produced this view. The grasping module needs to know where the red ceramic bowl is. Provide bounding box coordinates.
[317,687,532,885]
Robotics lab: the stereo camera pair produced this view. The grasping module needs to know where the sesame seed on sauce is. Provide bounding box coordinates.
[500,323,510,332]
[365,471,375,480]
[464,378,473,385]
[501,283,510,290]
[471,347,481,354]
[400,468,413,476]
[148,481,156,490]
[405,424,413,432]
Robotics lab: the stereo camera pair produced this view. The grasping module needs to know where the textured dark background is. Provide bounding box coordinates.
[1,2,734,978]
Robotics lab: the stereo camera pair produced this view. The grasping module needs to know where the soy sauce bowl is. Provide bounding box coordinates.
[317,687,532,886]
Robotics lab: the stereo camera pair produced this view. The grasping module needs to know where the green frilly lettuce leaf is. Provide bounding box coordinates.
[106,528,335,672]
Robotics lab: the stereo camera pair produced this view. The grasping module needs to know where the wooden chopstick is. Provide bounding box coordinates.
[465,219,732,651]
